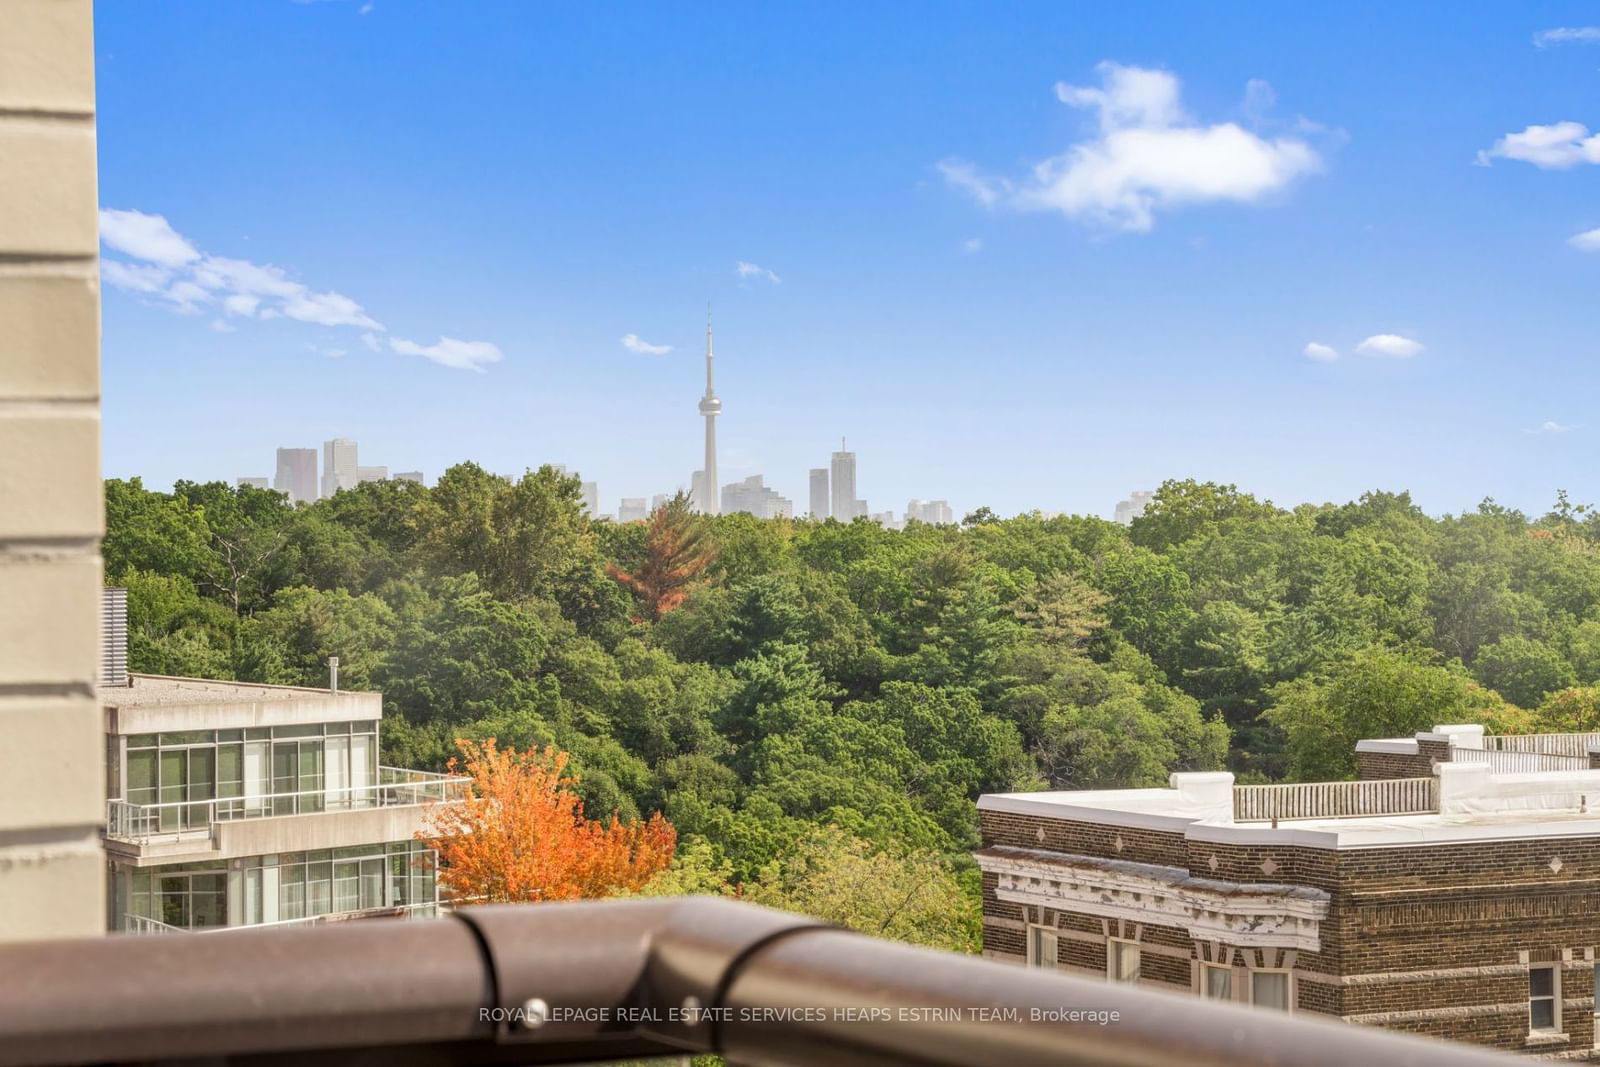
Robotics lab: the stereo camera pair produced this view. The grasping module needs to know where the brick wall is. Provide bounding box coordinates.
[981,802,1600,1057]
[0,0,105,941]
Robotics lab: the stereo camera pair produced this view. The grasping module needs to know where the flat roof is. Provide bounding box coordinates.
[101,674,383,734]
[980,769,1600,850]
[99,674,375,708]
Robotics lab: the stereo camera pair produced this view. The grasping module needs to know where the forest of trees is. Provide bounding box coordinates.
[105,468,1600,946]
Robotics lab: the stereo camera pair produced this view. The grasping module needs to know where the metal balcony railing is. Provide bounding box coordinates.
[124,901,442,936]
[0,897,1514,1067]
[1448,747,1591,773]
[104,767,469,845]
[1480,732,1600,758]
[1233,777,1438,823]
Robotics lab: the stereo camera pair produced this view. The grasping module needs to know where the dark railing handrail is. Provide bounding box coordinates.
[0,896,1514,1066]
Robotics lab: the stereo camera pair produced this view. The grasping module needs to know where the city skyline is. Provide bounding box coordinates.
[95,4,1600,522]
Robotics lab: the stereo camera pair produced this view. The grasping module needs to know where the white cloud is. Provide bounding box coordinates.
[389,335,503,372]
[1302,341,1338,362]
[939,63,1322,232]
[962,237,983,253]
[99,207,499,370]
[1477,122,1600,169]
[1534,27,1600,47]
[621,333,673,355]
[99,208,200,267]
[100,259,171,294]
[1529,420,1576,434]
[1356,333,1424,359]
[1568,227,1600,251]
[735,260,781,284]
[209,319,236,333]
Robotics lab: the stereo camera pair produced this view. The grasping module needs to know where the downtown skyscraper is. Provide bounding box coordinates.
[274,448,317,504]
[830,440,857,522]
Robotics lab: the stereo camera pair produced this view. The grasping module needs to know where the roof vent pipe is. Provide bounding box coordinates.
[329,655,340,693]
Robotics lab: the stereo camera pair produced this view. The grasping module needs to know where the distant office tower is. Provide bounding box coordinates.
[809,468,829,519]
[580,481,599,516]
[697,313,721,515]
[274,447,318,504]
[830,440,857,521]
[618,497,648,523]
[393,471,424,485]
[651,493,670,511]
[237,477,269,490]
[854,498,867,520]
[1114,489,1156,525]
[690,469,708,512]
[355,465,387,485]
[321,438,358,498]
[870,510,897,529]
[906,499,955,525]
[721,475,793,519]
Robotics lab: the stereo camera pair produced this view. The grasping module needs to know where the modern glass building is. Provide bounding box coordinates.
[100,648,466,934]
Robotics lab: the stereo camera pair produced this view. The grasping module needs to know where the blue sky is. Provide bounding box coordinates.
[95,2,1600,520]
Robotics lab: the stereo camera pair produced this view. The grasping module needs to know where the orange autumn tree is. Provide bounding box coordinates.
[606,491,717,621]
[419,738,676,902]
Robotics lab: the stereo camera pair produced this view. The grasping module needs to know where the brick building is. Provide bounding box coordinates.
[977,729,1600,1058]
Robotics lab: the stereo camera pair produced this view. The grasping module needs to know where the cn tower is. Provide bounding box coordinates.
[698,310,721,515]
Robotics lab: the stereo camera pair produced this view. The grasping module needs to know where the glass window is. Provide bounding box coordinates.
[216,743,243,800]
[273,724,323,739]
[127,749,157,806]
[1026,925,1058,970]
[334,861,360,912]
[126,733,158,749]
[1530,966,1559,1032]
[1108,940,1140,983]
[1202,963,1232,1000]
[308,861,333,916]
[1252,971,1290,1011]
[160,730,213,746]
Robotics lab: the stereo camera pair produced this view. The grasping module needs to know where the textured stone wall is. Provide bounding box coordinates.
[0,0,105,941]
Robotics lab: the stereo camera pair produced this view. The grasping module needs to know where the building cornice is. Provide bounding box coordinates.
[976,845,1329,952]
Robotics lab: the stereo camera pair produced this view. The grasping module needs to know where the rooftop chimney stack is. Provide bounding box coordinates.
[328,655,340,693]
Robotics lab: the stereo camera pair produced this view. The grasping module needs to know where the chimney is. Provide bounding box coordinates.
[101,588,128,687]
[328,655,340,693]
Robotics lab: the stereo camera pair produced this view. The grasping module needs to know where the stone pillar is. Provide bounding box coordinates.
[0,0,105,940]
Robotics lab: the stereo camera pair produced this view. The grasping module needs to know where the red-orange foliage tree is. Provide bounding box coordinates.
[419,739,676,903]
[606,491,717,621]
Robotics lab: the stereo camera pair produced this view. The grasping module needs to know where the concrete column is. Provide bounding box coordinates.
[0,0,105,940]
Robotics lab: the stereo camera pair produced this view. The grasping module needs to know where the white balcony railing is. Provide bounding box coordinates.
[1233,777,1438,823]
[123,901,443,936]
[1449,747,1590,773]
[105,766,469,845]
[1480,732,1600,758]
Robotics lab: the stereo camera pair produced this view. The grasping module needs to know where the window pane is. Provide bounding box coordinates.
[216,744,243,798]
[1252,972,1289,1010]
[1205,966,1232,1000]
[1531,998,1556,1031]
[127,750,157,805]
[1531,967,1554,998]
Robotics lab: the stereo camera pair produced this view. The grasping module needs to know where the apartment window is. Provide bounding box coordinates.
[1201,962,1232,1000]
[1251,970,1291,1011]
[1107,939,1140,983]
[1593,964,1599,1047]
[1026,925,1059,970]
[1530,965,1560,1033]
